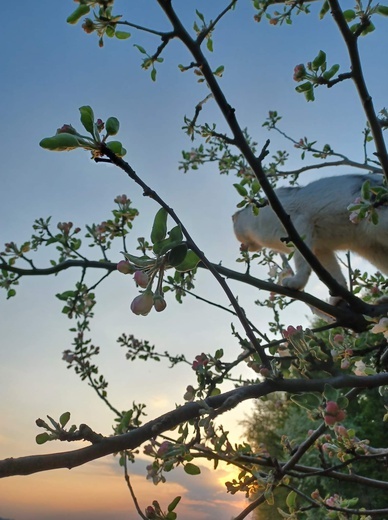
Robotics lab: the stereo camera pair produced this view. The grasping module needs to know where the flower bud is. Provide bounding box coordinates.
[117,260,134,274]
[130,291,154,316]
[134,270,149,288]
[153,295,167,312]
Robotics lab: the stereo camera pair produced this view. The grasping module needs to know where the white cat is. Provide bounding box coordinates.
[233,174,388,291]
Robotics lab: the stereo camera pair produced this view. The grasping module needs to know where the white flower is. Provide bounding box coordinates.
[354,360,367,376]
[371,317,388,338]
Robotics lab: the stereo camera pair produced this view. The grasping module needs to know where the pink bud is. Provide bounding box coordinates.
[336,410,346,422]
[134,270,149,288]
[153,295,167,312]
[325,401,338,414]
[117,260,134,274]
[130,292,154,316]
[324,414,337,426]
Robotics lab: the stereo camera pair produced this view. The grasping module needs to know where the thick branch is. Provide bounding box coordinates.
[1,373,388,478]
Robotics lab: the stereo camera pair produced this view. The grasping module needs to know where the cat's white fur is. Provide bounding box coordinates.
[233,174,388,291]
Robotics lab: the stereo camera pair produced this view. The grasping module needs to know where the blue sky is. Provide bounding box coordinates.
[1,1,387,519]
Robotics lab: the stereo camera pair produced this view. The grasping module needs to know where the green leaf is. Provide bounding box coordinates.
[174,250,200,272]
[151,68,157,82]
[377,5,388,16]
[106,141,127,157]
[290,392,321,411]
[115,30,131,39]
[184,462,201,475]
[319,1,330,19]
[134,44,147,54]
[106,25,115,38]
[79,105,95,135]
[251,179,261,194]
[7,288,16,299]
[153,226,184,255]
[343,9,356,22]
[312,50,326,71]
[165,513,177,520]
[121,252,154,268]
[304,87,315,102]
[361,180,371,200]
[196,10,205,22]
[295,81,312,93]
[361,22,375,35]
[233,183,248,197]
[105,117,120,136]
[167,244,188,267]
[337,396,348,409]
[59,411,71,427]
[286,490,297,509]
[323,63,340,80]
[207,38,213,52]
[151,208,168,244]
[36,433,51,445]
[39,133,81,152]
[214,65,224,77]
[168,496,181,512]
[67,5,90,24]
[56,290,75,301]
[169,225,183,242]
[323,384,339,402]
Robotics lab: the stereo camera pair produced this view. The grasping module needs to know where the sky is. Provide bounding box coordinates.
[1,1,387,519]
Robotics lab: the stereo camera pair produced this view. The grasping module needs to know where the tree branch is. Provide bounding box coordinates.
[328,0,388,180]
[1,373,388,478]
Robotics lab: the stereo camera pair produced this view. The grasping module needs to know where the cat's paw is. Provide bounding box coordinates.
[282,276,306,291]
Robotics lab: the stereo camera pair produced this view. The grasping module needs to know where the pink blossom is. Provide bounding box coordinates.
[349,211,360,224]
[192,353,209,370]
[282,325,303,339]
[293,64,306,81]
[114,194,129,204]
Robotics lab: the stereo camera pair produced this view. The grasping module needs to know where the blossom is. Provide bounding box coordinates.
[114,194,129,205]
[349,211,360,224]
[282,325,303,339]
[371,317,388,338]
[192,353,209,370]
[353,360,367,376]
[293,64,306,82]
[57,222,73,235]
[62,350,76,364]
